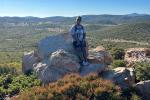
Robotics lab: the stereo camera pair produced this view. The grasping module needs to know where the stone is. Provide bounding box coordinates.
[80,64,106,76]
[88,46,113,65]
[135,80,150,100]
[22,51,40,74]
[101,67,135,89]
[49,49,80,73]
[33,49,80,84]
[22,34,110,84]
[124,48,150,67]
[37,33,74,59]
[38,64,65,84]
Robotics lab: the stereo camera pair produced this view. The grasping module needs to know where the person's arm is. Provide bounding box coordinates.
[83,26,86,40]
[69,25,79,42]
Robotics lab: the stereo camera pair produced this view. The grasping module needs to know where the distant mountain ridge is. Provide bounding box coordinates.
[126,13,149,17]
[0,13,150,25]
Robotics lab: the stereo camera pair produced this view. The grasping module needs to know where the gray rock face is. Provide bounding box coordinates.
[22,51,38,74]
[88,46,112,65]
[33,49,80,84]
[101,67,135,89]
[37,33,74,59]
[49,49,80,72]
[80,64,106,76]
[22,33,110,84]
[135,80,150,100]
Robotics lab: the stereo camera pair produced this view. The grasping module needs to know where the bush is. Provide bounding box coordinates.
[0,62,22,75]
[12,74,122,100]
[134,61,150,81]
[112,60,126,68]
[0,67,17,75]
[111,48,125,60]
[0,74,41,99]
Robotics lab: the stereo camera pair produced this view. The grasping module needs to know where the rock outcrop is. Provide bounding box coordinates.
[88,46,112,65]
[135,80,150,100]
[37,33,74,59]
[22,51,40,74]
[101,67,135,89]
[49,49,80,72]
[124,48,150,67]
[22,33,112,84]
[33,49,80,84]
[80,64,106,76]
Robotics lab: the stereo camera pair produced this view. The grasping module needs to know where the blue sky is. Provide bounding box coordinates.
[0,0,150,17]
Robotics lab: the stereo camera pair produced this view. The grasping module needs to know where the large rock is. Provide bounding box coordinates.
[49,49,80,72]
[37,33,74,59]
[80,64,106,76]
[101,67,135,89]
[34,49,80,84]
[135,80,150,100]
[88,46,113,65]
[22,51,41,74]
[34,62,69,84]
[22,33,110,84]
[124,48,150,67]
[33,49,107,84]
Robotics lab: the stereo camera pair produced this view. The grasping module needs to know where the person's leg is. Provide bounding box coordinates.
[81,40,90,66]
[82,47,88,62]
[82,40,88,61]
[85,41,89,57]
[73,41,85,64]
[75,47,84,63]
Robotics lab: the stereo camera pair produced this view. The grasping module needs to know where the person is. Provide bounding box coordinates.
[69,16,89,66]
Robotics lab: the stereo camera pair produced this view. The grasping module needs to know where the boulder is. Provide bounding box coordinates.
[88,46,113,65]
[135,80,150,100]
[80,46,109,76]
[22,51,41,74]
[124,48,150,67]
[37,33,74,59]
[22,34,110,84]
[33,49,80,84]
[101,67,135,89]
[34,62,65,84]
[80,64,106,76]
[49,49,80,72]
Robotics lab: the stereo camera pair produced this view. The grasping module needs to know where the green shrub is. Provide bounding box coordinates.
[134,61,150,81]
[112,60,126,68]
[0,62,22,75]
[0,74,41,99]
[111,48,125,60]
[0,66,17,75]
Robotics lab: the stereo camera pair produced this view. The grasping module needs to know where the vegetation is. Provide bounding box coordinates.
[112,60,126,68]
[111,48,125,60]
[0,74,41,99]
[87,22,150,49]
[12,74,140,100]
[134,61,150,81]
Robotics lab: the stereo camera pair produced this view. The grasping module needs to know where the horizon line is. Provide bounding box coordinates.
[0,13,150,18]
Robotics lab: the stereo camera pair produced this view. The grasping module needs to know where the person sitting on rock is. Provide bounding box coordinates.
[69,16,89,66]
